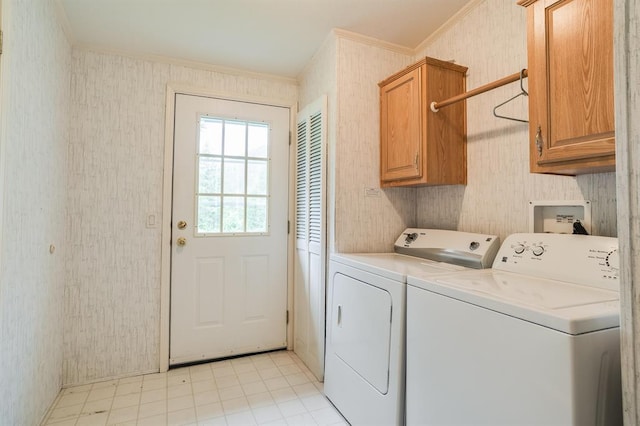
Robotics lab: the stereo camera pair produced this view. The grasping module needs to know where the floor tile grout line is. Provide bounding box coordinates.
[44,350,345,426]
[188,361,200,423]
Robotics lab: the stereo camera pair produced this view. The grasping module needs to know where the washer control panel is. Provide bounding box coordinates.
[494,233,619,291]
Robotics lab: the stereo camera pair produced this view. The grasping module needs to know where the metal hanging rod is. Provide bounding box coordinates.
[430,68,528,113]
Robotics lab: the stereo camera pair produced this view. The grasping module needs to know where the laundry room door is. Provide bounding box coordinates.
[170,93,290,366]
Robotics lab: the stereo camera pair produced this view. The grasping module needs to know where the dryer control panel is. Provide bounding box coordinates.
[494,233,619,291]
[394,228,500,269]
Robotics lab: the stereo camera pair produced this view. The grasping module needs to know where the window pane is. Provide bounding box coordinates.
[248,123,269,158]
[224,121,246,157]
[198,196,221,233]
[199,117,223,155]
[223,158,245,194]
[194,116,271,236]
[247,160,268,195]
[247,197,267,232]
[223,197,244,232]
[198,157,221,194]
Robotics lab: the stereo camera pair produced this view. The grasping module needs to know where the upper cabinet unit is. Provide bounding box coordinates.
[519,0,615,175]
[379,57,468,187]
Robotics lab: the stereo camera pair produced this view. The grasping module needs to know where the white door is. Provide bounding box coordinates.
[170,94,290,366]
[293,96,327,380]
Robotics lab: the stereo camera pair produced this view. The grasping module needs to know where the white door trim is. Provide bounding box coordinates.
[160,83,297,372]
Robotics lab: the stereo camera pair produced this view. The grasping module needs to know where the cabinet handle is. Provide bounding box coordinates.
[535,126,543,157]
[414,153,419,167]
[337,305,342,326]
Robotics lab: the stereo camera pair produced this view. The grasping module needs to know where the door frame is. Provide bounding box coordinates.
[160,84,297,372]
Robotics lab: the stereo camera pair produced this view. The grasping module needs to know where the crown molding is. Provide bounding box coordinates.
[415,0,485,53]
[71,45,299,86]
[53,0,75,45]
[333,28,415,56]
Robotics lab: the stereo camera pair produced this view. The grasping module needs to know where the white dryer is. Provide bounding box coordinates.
[406,233,622,426]
[324,229,500,426]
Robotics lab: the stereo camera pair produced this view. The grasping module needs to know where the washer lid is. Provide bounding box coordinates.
[330,253,465,282]
[408,270,620,335]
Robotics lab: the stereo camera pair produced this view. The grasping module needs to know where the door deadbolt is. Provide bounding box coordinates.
[176,237,187,247]
[177,220,187,229]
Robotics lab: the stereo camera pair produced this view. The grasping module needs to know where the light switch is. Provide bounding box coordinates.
[146,214,157,228]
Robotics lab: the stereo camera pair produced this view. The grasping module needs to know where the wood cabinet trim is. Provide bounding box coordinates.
[379,57,467,88]
[379,57,467,187]
[521,0,615,175]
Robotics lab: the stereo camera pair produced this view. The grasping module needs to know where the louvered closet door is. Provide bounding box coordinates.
[294,96,327,380]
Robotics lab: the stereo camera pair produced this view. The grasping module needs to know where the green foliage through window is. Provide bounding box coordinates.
[196,116,270,235]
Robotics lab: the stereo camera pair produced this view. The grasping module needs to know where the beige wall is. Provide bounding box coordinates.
[415,0,617,241]
[298,32,417,254]
[334,35,417,253]
[298,33,339,253]
[0,0,71,423]
[308,1,618,256]
[614,0,640,422]
[0,0,634,422]
[65,50,298,385]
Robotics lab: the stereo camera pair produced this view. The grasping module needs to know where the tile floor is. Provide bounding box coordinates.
[42,350,347,426]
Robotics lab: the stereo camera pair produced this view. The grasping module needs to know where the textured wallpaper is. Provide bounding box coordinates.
[2,0,620,406]
[0,0,71,423]
[299,11,619,256]
[334,37,416,253]
[613,0,640,421]
[299,33,417,254]
[415,0,617,240]
[65,50,298,385]
[298,33,339,253]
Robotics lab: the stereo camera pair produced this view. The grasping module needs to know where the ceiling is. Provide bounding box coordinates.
[57,0,472,78]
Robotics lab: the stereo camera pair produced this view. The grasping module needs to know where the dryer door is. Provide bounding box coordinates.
[331,273,392,394]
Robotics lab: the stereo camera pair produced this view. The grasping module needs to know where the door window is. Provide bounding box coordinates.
[196,116,270,235]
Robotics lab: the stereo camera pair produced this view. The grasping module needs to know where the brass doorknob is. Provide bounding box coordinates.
[176,237,187,247]
[177,220,187,229]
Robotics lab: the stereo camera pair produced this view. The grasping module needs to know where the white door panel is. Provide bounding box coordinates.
[170,94,289,365]
[331,273,392,394]
[293,97,327,380]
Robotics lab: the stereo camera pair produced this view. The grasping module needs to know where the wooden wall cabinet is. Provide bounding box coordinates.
[379,57,468,187]
[519,0,615,175]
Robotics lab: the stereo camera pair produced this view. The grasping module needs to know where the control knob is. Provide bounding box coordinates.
[469,241,480,251]
[404,232,418,244]
[532,245,545,256]
[514,244,525,254]
[606,249,619,271]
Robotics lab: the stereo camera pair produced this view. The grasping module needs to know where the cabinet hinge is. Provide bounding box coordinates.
[289,131,292,146]
[0,30,3,55]
[287,220,290,234]
[286,310,290,324]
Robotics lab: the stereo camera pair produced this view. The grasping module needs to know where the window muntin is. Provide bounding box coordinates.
[196,116,270,235]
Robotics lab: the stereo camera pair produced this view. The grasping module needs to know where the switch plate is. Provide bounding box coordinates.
[364,187,381,197]
[146,214,157,228]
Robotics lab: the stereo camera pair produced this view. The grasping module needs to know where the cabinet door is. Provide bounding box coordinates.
[380,66,422,182]
[527,0,614,174]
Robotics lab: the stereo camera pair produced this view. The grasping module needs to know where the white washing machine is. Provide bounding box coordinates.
[324,228,500,426]
[406,233,622,426]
